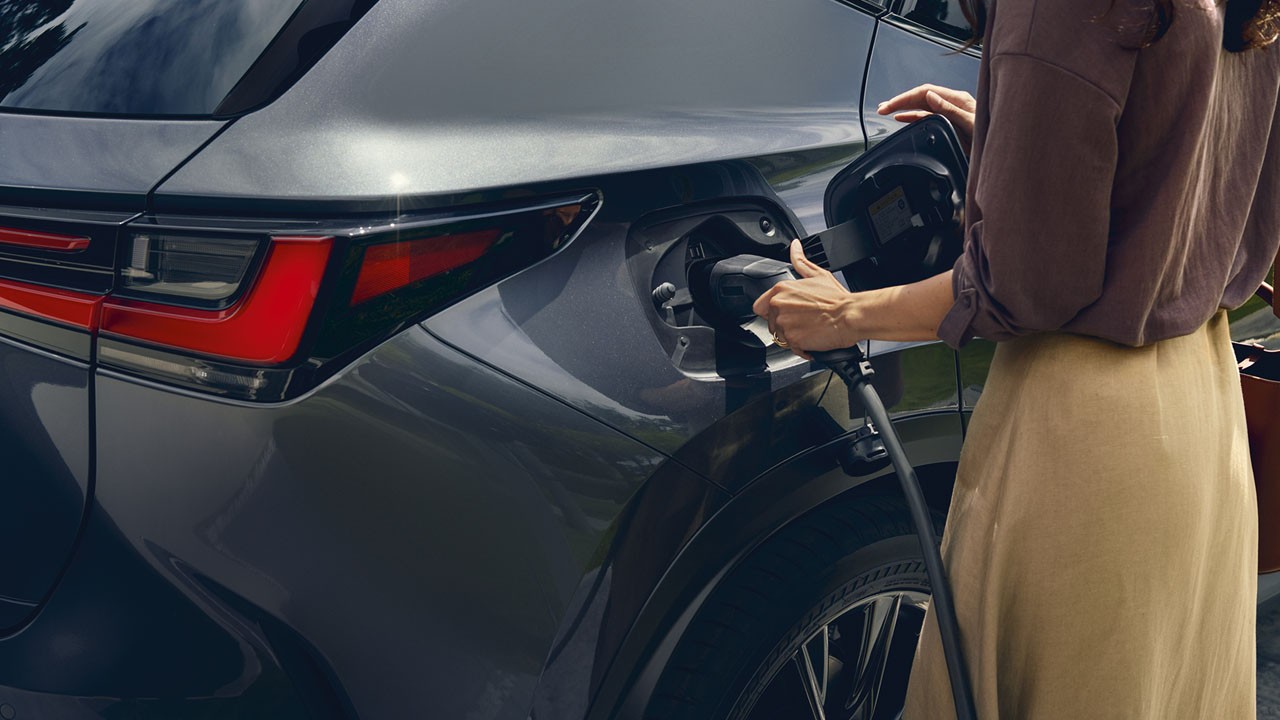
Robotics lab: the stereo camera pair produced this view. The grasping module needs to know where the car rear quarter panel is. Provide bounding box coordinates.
[0,113,221,630]
[0,338,89,628]
[153,0,876,207]
[0,114,222,209]
[0,3,987,719]
[0,327,722,720]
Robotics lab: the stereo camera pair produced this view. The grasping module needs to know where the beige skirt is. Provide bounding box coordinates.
[903,310,1258,719]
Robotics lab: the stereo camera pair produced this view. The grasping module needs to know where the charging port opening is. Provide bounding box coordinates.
[627,204,795,378]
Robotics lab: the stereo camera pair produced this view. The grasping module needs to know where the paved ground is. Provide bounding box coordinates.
[1261,597,1280,718]
[1260,572,1280,717]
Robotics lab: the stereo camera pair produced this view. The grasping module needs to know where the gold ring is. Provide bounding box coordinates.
[773,333,790,348]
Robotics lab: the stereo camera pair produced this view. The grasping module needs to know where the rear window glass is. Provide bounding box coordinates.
[1,0,307,116]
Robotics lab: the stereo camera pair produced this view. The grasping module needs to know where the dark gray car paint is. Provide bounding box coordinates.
[51,327,721,719]
[0,336,89,630]
[597,413,965,720]
[863,20,980,148]
[0,113,221,632]
[154,0,876,204]
[421,11,978,484]
[0,3,996,720]
[0,113,223,208]
[424,163,824,468]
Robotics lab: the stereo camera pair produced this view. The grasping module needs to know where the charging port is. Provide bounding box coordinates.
[626,205,795,378]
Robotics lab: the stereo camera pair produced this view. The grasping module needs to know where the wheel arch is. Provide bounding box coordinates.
[586,411,963,720]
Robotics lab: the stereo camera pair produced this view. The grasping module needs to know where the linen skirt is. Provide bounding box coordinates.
[903,310,1257,719]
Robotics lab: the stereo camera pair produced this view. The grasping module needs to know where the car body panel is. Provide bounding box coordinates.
[154,0,876,205]
[422,158,922,490]
[423,165,815,463]
[0,113,223,209]
[862,20,979,148]
[0,337,90,629]
[868,339,961,417]
[0,113,220,632]
[3,326,726,719]
[0,2,993,719]
[594,412,965,720]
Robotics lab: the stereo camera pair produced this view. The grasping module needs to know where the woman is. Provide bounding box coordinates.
[754,0,1280,717]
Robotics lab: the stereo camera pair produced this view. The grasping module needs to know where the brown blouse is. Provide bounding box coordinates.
[937,0,1280,348]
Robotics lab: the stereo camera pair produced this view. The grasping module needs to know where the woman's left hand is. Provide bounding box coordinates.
[752,240,861,357]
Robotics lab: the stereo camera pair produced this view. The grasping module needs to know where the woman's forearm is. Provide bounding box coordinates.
[754,241,957,352]
[841,270,955,343]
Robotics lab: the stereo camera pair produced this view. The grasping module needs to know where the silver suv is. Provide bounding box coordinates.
[0,1,1049,719]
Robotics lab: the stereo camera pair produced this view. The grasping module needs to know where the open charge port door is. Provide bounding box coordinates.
[626,119,967,385]
[626,204,799,379]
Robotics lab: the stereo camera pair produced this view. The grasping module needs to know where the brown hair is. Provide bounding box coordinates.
[959,0,1280,51]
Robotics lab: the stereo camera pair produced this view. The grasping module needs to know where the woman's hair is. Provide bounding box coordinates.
[958,0,1280,51]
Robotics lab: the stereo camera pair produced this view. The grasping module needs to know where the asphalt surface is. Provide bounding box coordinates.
[1260,574,1280,718]
[1261,600,1280,718]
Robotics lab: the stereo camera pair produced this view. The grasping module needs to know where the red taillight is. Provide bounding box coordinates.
[351,229,500,305]
[84,193,597,400]
[0,226,90,253]
[0,277,101,329]
[101,236,332,364]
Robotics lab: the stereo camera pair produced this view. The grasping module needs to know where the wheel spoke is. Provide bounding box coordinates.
[793,646,829,720]
[842,593,903,718]
[746,590,929,720]
[801,625,830,705]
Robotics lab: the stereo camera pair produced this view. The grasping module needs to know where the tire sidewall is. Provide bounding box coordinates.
[727,534,930,720]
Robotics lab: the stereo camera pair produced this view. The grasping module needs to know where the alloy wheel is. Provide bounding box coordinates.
[742,589,930,720]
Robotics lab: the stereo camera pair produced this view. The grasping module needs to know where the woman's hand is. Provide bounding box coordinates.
[753,242,961,355]
[877,84,976,155]
[752,240,861,358]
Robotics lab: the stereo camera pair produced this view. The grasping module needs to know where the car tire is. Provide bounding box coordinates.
[644,493,943,720]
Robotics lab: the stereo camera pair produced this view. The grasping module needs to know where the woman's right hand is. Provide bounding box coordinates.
[877,84,976,155]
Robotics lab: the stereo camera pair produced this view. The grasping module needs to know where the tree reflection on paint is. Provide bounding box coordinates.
[0,0,306,115]
[0,0,80,99]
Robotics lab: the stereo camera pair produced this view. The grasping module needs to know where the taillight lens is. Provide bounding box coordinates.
[351,229,500,305]
[0,277,101,330]
[0,226,91,253]
[93,193,597,400]
[309,198,593,365]
[102,236,333,365]
[120,233,262,308]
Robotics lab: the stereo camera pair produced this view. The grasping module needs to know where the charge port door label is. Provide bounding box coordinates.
[868,186,913,244]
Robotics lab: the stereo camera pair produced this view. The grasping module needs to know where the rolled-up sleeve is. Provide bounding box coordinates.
[937,52,1129,348]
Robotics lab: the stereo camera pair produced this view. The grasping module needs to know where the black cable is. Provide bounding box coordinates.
[814,346,978,720]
